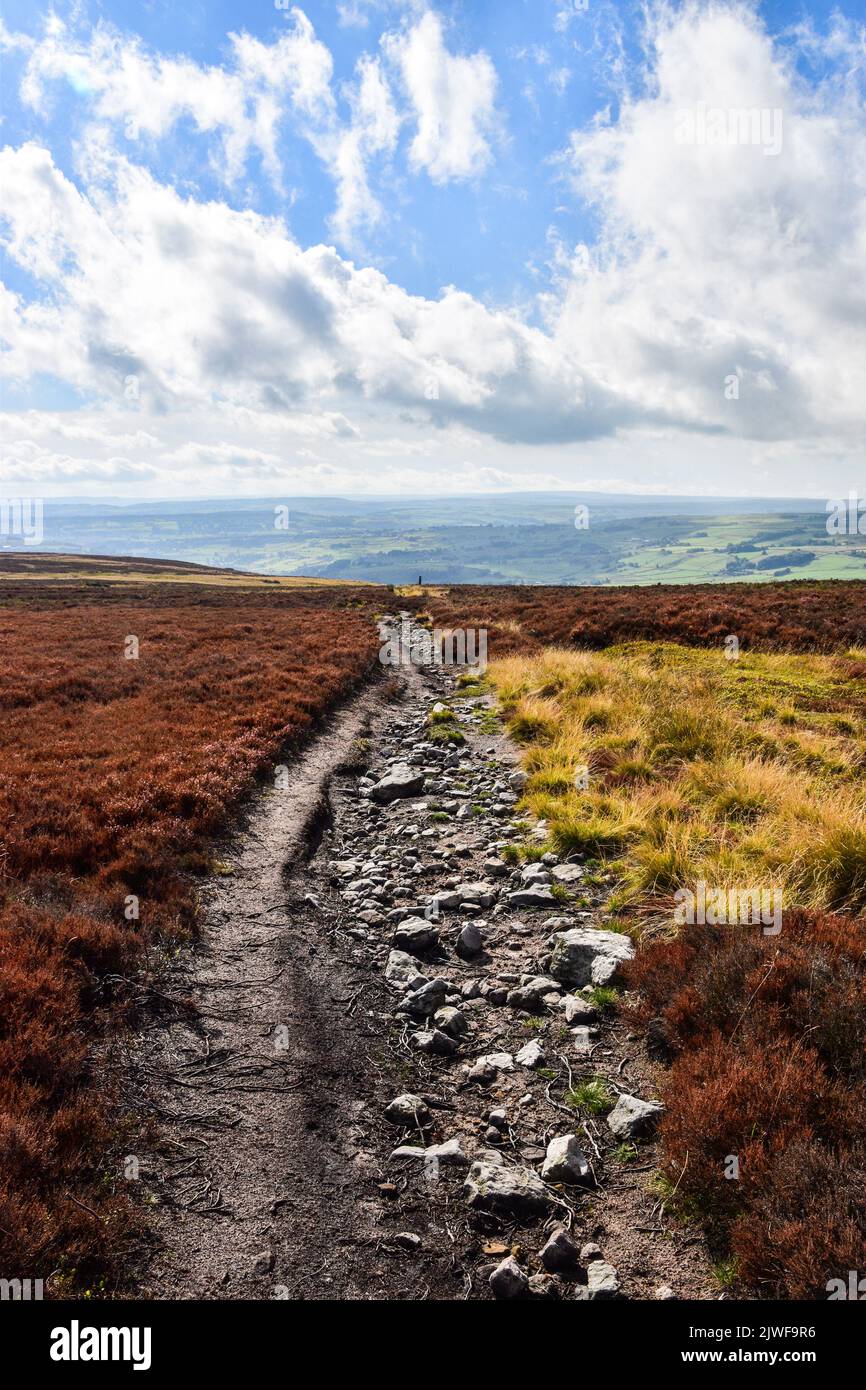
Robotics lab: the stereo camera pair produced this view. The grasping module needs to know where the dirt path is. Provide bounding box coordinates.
[124,616,716,1301]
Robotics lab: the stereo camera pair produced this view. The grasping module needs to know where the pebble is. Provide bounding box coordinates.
[489,1256,528,1300]
[539,1227,580,1272]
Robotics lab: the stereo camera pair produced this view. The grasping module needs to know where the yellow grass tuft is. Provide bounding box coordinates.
[489,643,866,920]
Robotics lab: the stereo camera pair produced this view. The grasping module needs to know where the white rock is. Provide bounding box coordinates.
[463,1160,555,1216]
[384,1093,430,1127]
[586,1260,621,1299]
[551,863,584,884]
[384,950,424,986]
[433,1006,469,1038]
[410,1028,457,1056]
[541,1134,592,1185]
[390,1137,467,1167]
[371,764,426,804]
[509,886,557,907]
[393,917,438,953]
[464,1052,514,1083]
[549,927,634,988]
[515,1039,546,1070]
[607,1093,665,1139]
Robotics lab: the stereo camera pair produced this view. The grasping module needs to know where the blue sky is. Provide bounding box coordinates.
[1,1,864,497]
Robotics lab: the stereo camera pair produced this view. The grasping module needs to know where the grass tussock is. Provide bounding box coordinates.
[489,643,866,917]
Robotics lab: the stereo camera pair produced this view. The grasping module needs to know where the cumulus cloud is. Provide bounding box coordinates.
[552,1,866,444]
[2,7,499,247]
[14,11,334,189]
[384,10,499,182]
[0,141,637,445]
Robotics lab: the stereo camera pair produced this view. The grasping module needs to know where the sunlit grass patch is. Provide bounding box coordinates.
[488,642,866,921]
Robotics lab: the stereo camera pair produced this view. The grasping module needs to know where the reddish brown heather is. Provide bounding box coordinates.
[420,580,866,655]
[0,595,378,1286]
[625,910,866,1298]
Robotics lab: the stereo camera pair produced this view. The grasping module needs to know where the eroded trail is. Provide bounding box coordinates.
[127,674,445,1300]
[126,618,715,1301]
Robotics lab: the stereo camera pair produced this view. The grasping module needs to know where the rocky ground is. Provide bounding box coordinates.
[126,616,716,1301]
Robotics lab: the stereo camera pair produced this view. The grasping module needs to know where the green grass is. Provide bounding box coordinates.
[565,1078,615,1114]
[588,986,619,1013]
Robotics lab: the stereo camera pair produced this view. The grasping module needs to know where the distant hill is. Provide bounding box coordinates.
[3,494,863,586]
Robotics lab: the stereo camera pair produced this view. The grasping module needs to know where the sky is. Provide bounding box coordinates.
[0,0,864,500]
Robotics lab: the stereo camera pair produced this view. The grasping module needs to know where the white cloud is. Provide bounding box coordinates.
[384,10,499,182]
[13,12,334,190]
[0,141,632,445]
[1,2,865,499]
[2,7,500,247]
[329,55,401,246]
[549,0,866,445]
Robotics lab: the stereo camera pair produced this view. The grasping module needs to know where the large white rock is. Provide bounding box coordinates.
[370,764,426,803]
[464,1051,515,1083]
[607,1092,665,1139]
[541,1134,592,1185]
[509,886,557,907]
[428,881,496,913]
[586,1260,621,1299]
[551,863,584,884]
[464,1160,555,1216]
[515,1039,546,1070]
[384,950,424,986]
[549,927,634,988]
[393,917,438,953]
